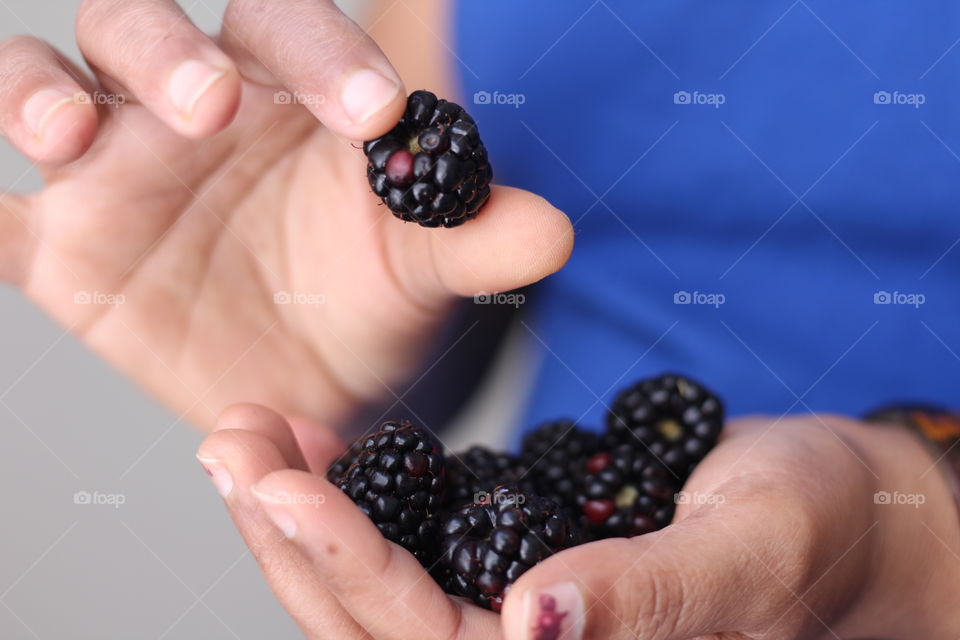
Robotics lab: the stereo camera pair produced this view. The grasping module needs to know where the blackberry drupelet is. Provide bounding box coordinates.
[363,90,493,228]
[606,373,724,477]
[325,436,365,484]
[444,446,531,509]
[520,420,599,507]
[436,486,581,611]
[333,421,446,563]
[578,445,680,539]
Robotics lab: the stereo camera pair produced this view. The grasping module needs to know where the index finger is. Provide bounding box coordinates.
[220,0,406,140]
[253,469,503,640]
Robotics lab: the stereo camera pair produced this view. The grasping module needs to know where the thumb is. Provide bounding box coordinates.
[393,185,574,304]
[501,499,807,640]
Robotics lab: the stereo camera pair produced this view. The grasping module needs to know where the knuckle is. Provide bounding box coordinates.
[76,0,116,35]
[0,35,39,56]
[623,561,685,638]
[225,0,347,66]
[77,0,178,58]
[0,36,47,87]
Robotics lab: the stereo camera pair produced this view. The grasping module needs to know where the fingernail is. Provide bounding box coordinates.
[23,88,75,138]
[197,455,233,498]
[168,60,225,117]
[521,583,583,640]
[340,68,400,124]
[251,484,298,539]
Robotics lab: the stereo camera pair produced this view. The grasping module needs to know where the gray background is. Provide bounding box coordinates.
[0,1,527,637]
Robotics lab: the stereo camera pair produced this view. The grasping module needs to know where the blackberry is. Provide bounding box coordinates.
[445,446,531,509]
[520,420,599,507]
[333,421,446,563]
[578,445,679,539]
[606,373,724,477]
[363,90,493,228]
[436,486,581,611]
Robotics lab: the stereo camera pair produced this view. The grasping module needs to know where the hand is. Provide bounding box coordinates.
[0,0,572,429]
[501,415,960,639]
[196,404,504,640]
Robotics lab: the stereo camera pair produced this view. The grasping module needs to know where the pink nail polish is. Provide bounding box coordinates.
[527,583,583,640]
[196,455,233,498]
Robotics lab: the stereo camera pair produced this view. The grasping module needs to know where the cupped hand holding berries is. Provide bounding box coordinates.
[199,406,960,640]
[196,404,506,640]
[0,0,572,429]
[198,406,960,640]
[502,414,960,639]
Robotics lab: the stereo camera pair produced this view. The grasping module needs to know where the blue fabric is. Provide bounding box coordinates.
[453,1,960,436]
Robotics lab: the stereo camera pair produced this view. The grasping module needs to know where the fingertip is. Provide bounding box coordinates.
[329,68,406,141]
[430,186,575,296]
[502,580,586,640]
[21,90,98,164]
[215,402,287,433]
[520,191,575,281]
[196,427,286,479]
[286,416,345,473]
[169,63,242,138]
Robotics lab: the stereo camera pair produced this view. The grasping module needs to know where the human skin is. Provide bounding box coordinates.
[197,406,960,639]
[3,1,959,637]
[0,0,572,430]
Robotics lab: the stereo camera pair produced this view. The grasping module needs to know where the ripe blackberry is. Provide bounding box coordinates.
[363,90,493,228]
[445,446,531,509]
[606,373,724,477]
[436,486,581,611]
[578,445,679,539]
[520,420,599,507]
[333,421,446,563]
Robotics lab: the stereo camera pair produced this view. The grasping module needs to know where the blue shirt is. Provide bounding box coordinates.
[454,1,960,435]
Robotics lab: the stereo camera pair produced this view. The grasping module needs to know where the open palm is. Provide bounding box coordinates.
[0,0,572,429]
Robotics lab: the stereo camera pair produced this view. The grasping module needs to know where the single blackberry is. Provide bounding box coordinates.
[606,373,724,477]
[520,420,599,507]
[578,445,679,539]
[444,446,531,509]
[436,486,581,611]
[334,421,446,564]
[363,90,493,228]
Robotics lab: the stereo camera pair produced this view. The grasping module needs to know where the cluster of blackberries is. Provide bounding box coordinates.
[326,373,724,611]
[364,90,492,228]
